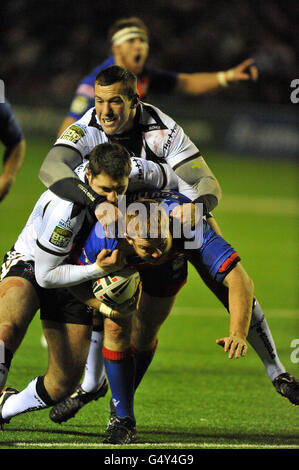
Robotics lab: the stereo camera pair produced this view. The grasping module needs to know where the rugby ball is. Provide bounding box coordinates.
[92,267,140,306]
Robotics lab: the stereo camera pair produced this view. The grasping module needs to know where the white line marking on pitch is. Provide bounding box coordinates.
[4,442,299,449]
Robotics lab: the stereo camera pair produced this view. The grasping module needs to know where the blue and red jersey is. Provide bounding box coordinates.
[77,190,240,284]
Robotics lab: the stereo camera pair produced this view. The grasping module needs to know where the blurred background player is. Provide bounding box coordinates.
[57,16,257,136]
[0,101,26,202]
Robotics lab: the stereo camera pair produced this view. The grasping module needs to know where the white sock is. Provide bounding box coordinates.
[81,330,106,393]
[247,300,286,381]
[0,363,9,391]
[1,377,47,420]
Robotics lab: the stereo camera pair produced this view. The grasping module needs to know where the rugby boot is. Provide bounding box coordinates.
[103,415,137,444]
[272,372,299,405]
[105,398,117,433]
[49,379,108,423]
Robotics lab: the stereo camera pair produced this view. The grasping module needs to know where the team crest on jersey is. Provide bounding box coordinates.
[49,225,73,248]
[61,124,85,143]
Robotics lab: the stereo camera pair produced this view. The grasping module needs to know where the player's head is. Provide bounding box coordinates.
[86,142,131,203]
[94,65,139,136]
[125,199,172,265]
[108,17,149,74]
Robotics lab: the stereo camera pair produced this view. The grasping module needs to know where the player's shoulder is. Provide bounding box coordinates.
[39,187,85,225]
[82,221,119,263]
[56,108,104,150]
[138,102,186,158]
[139,101,176,130]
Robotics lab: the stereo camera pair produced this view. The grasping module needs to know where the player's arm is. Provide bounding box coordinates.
[34,201,124,289]
[57,80,95,137]
[67,281,140,319]
[38,144,106,209]
[0,102,26,201]
[159,114,222,215]
[35,244,124,289]
[176,58,258,95]
[205,213,223,236]
[216,263,254,358]
[0,139,26,201]
[174,153,222,214]
[39,146,174,212]
[57,116,77,137]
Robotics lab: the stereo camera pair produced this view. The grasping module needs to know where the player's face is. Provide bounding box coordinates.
[113,37,149,74]
[128,236,172,265]
[95,82,136,135]
[86,169,128,204]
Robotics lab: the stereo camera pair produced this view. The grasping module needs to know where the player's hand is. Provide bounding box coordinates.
[227,58,258,82]
[100,283,141,320]
[170,203,201,229]
[216,335,248,359]
[0,174,14,202]
[96,249,125,273]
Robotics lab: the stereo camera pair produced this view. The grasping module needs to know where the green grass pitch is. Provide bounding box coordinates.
[0,137,298,450]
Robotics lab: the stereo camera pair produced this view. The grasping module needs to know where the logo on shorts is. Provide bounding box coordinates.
[49,226,73,248]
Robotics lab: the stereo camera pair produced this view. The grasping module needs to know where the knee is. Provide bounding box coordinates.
[45,366,84,401]
[0,322,20,351]
[0,322,16,340]
[132,316,158,351]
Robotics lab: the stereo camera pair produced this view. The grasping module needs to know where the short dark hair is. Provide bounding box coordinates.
[95,65,137,100]
[108,17,149,44]
[88,142,131,180]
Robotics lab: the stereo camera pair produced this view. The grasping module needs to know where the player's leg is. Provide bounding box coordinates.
[0,274,40,391]
[0,319,92,423]
[103,258,186,444]
[101,305,137,444]
[80,314,106,394]
[43,320,92,400]
[130,258,187,392]
[188,254,299,404]
[49,314,108,424]
[102,290,176,444]
[131,292,176,388]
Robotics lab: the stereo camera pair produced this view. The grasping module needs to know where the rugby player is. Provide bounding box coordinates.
[57,16,258,136]
[0,101,26,202]
[38,66,299,425]
[0,142,167,405]
[52,189,299,444]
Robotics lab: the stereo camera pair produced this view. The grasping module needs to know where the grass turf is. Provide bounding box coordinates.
[0,137,298,450]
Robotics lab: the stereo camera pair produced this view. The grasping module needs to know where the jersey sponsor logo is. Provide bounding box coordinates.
[131,158,143,180]
[61,124,86,143]
[163,124,179,152]
[57,217,72,230]
[49,226,73,248]
[78,183,96,202]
